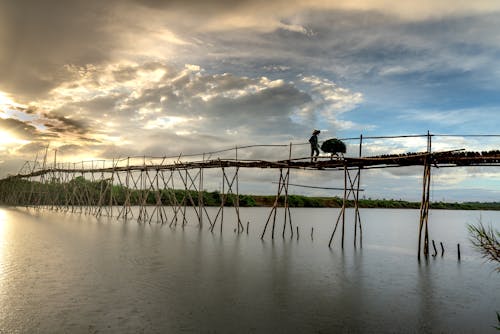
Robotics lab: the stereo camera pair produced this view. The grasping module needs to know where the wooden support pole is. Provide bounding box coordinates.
[235,146,243,233]
[168,170,181,227]
[341,164,347,249]
[282,142,293,238]
[418,131,432,260]
[261,169,285,239]
[199,165,203,227]
[354,134,363,248]
[271,169,283,239]
[220,167,226,232]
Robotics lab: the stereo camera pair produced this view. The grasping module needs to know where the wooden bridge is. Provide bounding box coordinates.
[1,133,499,259]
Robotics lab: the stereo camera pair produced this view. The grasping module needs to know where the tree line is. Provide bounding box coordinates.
[1,176,499,210]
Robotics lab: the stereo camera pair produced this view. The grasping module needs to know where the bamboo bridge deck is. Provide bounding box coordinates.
[3,150,500,179]
[1,133,499,259]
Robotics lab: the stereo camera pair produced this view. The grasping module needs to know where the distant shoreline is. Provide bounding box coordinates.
[248,195,500,210]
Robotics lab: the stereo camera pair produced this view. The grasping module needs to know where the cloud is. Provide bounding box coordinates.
[1,1,499,200]
[30,62,360,147]
[0,118,40,140]
[2,0,498,102]
[0,1,129,100]
[14,141,48,155]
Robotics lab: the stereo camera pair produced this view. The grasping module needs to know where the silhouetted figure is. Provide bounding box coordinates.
[309,129,320,162]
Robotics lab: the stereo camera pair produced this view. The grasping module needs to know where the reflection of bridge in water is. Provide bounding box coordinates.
[1,133,499,259]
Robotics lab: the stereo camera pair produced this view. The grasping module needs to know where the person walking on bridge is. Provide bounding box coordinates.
[309,129,320,162]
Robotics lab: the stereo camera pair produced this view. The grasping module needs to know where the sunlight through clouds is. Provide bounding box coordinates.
[0,131,29,149]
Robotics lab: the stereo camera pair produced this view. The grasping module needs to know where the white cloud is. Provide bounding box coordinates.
[1,62,363,166]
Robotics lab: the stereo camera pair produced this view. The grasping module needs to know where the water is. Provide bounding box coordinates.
[0,207,499,333]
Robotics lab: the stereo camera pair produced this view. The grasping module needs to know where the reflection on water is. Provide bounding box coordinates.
[0,207,498,333]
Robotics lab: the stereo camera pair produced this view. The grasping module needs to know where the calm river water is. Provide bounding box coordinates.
[0,206,499,333]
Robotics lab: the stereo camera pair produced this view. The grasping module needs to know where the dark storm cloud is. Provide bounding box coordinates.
[0,117,40,139]
[195,83,312,135]
[15,141,47,155]
[42,114,89,135]
[0,0,124,100]
[56,144,86,156]
[138,132,228,157]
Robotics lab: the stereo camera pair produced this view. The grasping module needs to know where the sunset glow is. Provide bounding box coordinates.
[0,131,29,147]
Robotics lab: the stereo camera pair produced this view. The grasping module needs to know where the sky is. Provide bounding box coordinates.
[0,0,500,201]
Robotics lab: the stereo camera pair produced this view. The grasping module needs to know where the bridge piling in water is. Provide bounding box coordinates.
[418,132,432,260]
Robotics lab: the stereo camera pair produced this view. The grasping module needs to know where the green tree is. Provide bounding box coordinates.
[468,222,500,330]
[468,223,500,272]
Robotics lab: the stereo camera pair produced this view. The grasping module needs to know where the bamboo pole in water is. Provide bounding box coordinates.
[220,167,226,232]
[418,132,432,260]
[282,143,293,238]
[261,169,284,239]
[354,134,363,248]
[341,164,347,249]
[235,146,242,233]
[271,169,283,239]
[199,157,203,227]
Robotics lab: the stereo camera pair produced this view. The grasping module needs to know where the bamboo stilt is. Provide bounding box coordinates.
[261,169,288,240]
[418,132,432,260]
[354,135,363,248]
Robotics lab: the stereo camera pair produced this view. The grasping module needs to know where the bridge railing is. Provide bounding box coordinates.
[9,133,500,177]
